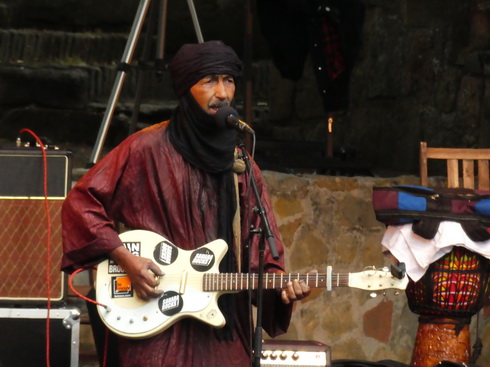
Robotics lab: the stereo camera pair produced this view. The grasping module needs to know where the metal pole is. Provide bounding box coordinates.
[128,0,161,136]
[187,0,204,43]
[243,0,254,152]
[156,0,169,62]
[89,0,203,166]
[88,0,153,166]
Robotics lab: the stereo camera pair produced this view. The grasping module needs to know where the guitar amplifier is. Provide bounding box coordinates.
[0,148,72,305]
[260,340,331,367]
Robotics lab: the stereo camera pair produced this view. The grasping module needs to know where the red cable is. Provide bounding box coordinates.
[68,268,108,308]
[20,130,110,366]
[68,268,109,367]
[19,129,52,367]
[103,327,109,367]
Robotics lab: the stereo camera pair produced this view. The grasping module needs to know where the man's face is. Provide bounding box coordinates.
[190,74,236,115]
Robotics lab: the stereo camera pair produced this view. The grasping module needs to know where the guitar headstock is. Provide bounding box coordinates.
[348,266,409,292]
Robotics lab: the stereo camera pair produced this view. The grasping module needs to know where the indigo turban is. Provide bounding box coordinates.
[168,40,243,97]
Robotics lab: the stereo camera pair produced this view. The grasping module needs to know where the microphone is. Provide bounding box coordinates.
[215,106,255,134]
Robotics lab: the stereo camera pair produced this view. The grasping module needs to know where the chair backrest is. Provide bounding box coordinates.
[420,141,490,189]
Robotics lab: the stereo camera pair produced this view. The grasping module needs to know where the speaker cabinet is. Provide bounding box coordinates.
[0,148,72,305]
[0,307,80,367]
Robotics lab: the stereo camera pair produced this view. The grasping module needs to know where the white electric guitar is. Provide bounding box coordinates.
[95,229,408,339]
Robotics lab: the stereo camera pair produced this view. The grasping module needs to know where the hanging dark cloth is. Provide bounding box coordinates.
[256,0,365,113]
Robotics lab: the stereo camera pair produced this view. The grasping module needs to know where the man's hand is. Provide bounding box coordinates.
[279,270,316,305]
[109,246,164,301]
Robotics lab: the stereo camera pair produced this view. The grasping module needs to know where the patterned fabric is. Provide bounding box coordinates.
[406,246,490,319]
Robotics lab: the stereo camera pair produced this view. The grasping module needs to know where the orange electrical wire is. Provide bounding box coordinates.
[68,268,107,308]
[19,128,52,367]
[68,267,109,367]
[20,130,110,366]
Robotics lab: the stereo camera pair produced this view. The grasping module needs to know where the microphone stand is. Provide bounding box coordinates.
[238,142,278,367]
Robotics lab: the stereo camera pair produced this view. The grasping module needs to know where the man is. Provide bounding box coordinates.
[61,40,310,367]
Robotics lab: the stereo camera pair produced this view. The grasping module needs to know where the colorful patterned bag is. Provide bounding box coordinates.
[372,185,490,241]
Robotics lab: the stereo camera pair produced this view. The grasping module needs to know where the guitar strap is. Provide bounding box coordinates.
[232,148,246,273]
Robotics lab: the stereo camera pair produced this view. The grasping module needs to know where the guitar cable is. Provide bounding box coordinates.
[21,129,110,367]
[68,268,108,308]
[19,128,53,367]
[68,268,111,367]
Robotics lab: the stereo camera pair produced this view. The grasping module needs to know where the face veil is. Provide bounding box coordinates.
[166,40,244,341]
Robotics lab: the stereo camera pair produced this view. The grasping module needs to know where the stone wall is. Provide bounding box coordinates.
[262,171,490,365]
[66,170,490,365]
[1,1,490,175]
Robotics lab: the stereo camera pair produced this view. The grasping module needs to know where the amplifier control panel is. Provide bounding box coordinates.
[260,340,331,367]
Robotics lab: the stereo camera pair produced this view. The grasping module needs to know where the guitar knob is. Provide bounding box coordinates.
[280,352,288,360]
[292,352,300,361]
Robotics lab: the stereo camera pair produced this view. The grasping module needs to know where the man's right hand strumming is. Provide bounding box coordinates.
[109,246,164,301]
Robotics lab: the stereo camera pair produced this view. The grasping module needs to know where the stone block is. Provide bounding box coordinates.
[0,65,89,108]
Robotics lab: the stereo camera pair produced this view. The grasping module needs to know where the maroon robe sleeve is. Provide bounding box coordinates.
[61,136,136,273]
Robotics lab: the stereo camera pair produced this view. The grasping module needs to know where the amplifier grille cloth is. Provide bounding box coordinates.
[0,199,65,302]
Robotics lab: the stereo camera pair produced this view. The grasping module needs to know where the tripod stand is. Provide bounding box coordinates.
[88,0,203,166]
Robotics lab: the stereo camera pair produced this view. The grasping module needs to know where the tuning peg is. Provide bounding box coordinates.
[390,262,406,279]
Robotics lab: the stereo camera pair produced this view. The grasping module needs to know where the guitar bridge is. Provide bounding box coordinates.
[179,270,188,294]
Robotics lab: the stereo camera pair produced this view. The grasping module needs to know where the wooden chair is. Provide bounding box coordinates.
[420,141,490,189]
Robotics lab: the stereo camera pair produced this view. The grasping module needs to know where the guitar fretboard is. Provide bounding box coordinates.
[203,272,350,291]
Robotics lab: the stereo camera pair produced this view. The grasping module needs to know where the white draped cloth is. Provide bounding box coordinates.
[381,221,490,282]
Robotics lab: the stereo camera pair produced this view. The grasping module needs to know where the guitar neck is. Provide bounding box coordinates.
[203,272,349,292]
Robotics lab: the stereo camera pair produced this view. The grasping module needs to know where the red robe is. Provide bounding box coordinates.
[62,121,292,367]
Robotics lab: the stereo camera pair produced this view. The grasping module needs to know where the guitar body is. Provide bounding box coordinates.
[95,229,408,339]
[96,230,230,339]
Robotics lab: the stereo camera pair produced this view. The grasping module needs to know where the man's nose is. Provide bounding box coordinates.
[214,81,227,99]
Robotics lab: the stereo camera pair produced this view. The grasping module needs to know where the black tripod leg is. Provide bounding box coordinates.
[88,0,153,166]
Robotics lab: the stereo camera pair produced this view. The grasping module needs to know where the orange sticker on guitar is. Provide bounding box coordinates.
[116,276,131,292]
[111,276,133,298]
